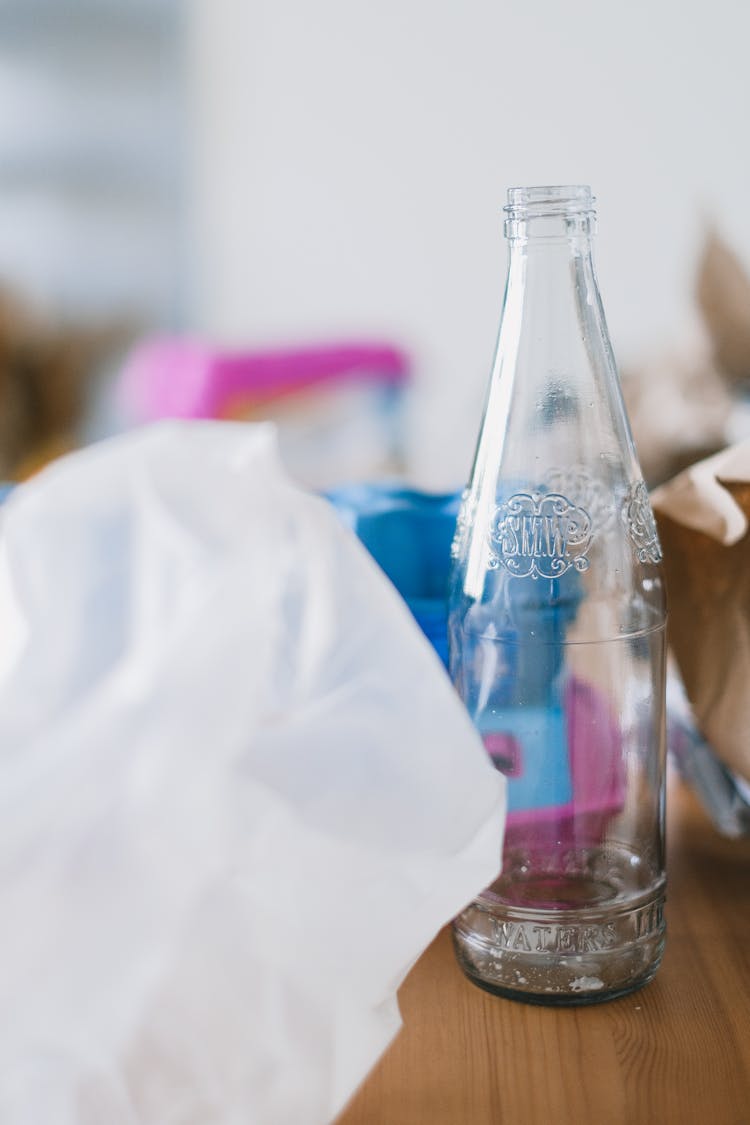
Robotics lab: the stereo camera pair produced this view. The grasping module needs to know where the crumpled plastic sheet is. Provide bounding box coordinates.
[0,422,505,1124]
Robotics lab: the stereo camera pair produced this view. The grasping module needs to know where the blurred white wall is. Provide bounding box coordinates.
[186,0,750,487]
[0,1,184,326]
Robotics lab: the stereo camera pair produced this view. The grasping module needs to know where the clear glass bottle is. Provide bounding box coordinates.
[449,186,666,1005]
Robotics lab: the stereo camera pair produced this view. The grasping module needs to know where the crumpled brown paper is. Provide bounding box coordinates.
[621,337,731,486]
[697,228,750,387]
[652,440,750,782]
[620,227,750,489]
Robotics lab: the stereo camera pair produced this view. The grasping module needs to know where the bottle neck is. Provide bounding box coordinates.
[468,211,634,507]
[502,230,604,373]
[503,198,598,303]
[504,207,595,240]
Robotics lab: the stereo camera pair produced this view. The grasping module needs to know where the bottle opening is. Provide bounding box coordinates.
[504,185,596,240]
[505,185,595,217]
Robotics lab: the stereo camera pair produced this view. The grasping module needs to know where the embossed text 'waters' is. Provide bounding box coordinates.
[449,186,667,1004]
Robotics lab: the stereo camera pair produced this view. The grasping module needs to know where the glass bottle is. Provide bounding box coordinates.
[449,186,666,1005]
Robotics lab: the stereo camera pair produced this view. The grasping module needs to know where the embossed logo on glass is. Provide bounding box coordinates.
[623,480,662,564]
[544,466,615,534]
[490,492,592,578]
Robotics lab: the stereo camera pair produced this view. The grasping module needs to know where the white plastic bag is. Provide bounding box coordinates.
[0,422,504,1125]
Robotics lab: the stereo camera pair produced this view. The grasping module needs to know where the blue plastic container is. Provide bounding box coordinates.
[325,483,460,667]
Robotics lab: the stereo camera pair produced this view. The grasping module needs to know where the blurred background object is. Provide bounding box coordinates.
[326,484,460,666]
[0,0,749,490]
[119,338,410,487]
[0,0,182,475]
[697,228,750,387]
[0,0,184,324]
[621,229,750,486]
[0,285,128,479]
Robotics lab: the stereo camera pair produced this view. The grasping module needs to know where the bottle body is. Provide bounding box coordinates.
[449,187,666,1004]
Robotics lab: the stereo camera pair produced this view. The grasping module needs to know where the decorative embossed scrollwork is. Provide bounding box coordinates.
[544,465,615,535]
[623,480,662,564]
[489,492,592,579]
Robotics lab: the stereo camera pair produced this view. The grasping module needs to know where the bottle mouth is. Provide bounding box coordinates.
[508,185,593,216]
[504,185,595,217]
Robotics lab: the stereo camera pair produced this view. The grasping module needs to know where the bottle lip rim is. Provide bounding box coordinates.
[505,185,595,215]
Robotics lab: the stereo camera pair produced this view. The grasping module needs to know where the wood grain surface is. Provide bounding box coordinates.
[338,777,750,1125]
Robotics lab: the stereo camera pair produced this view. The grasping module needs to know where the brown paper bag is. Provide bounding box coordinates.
[697,229,750,387]
[652,441,750,782]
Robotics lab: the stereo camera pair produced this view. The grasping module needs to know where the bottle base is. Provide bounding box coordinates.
[452,883,665,1006]
[455,958,660,1007]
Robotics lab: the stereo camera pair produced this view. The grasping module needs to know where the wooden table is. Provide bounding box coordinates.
[339,777,750,1124]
